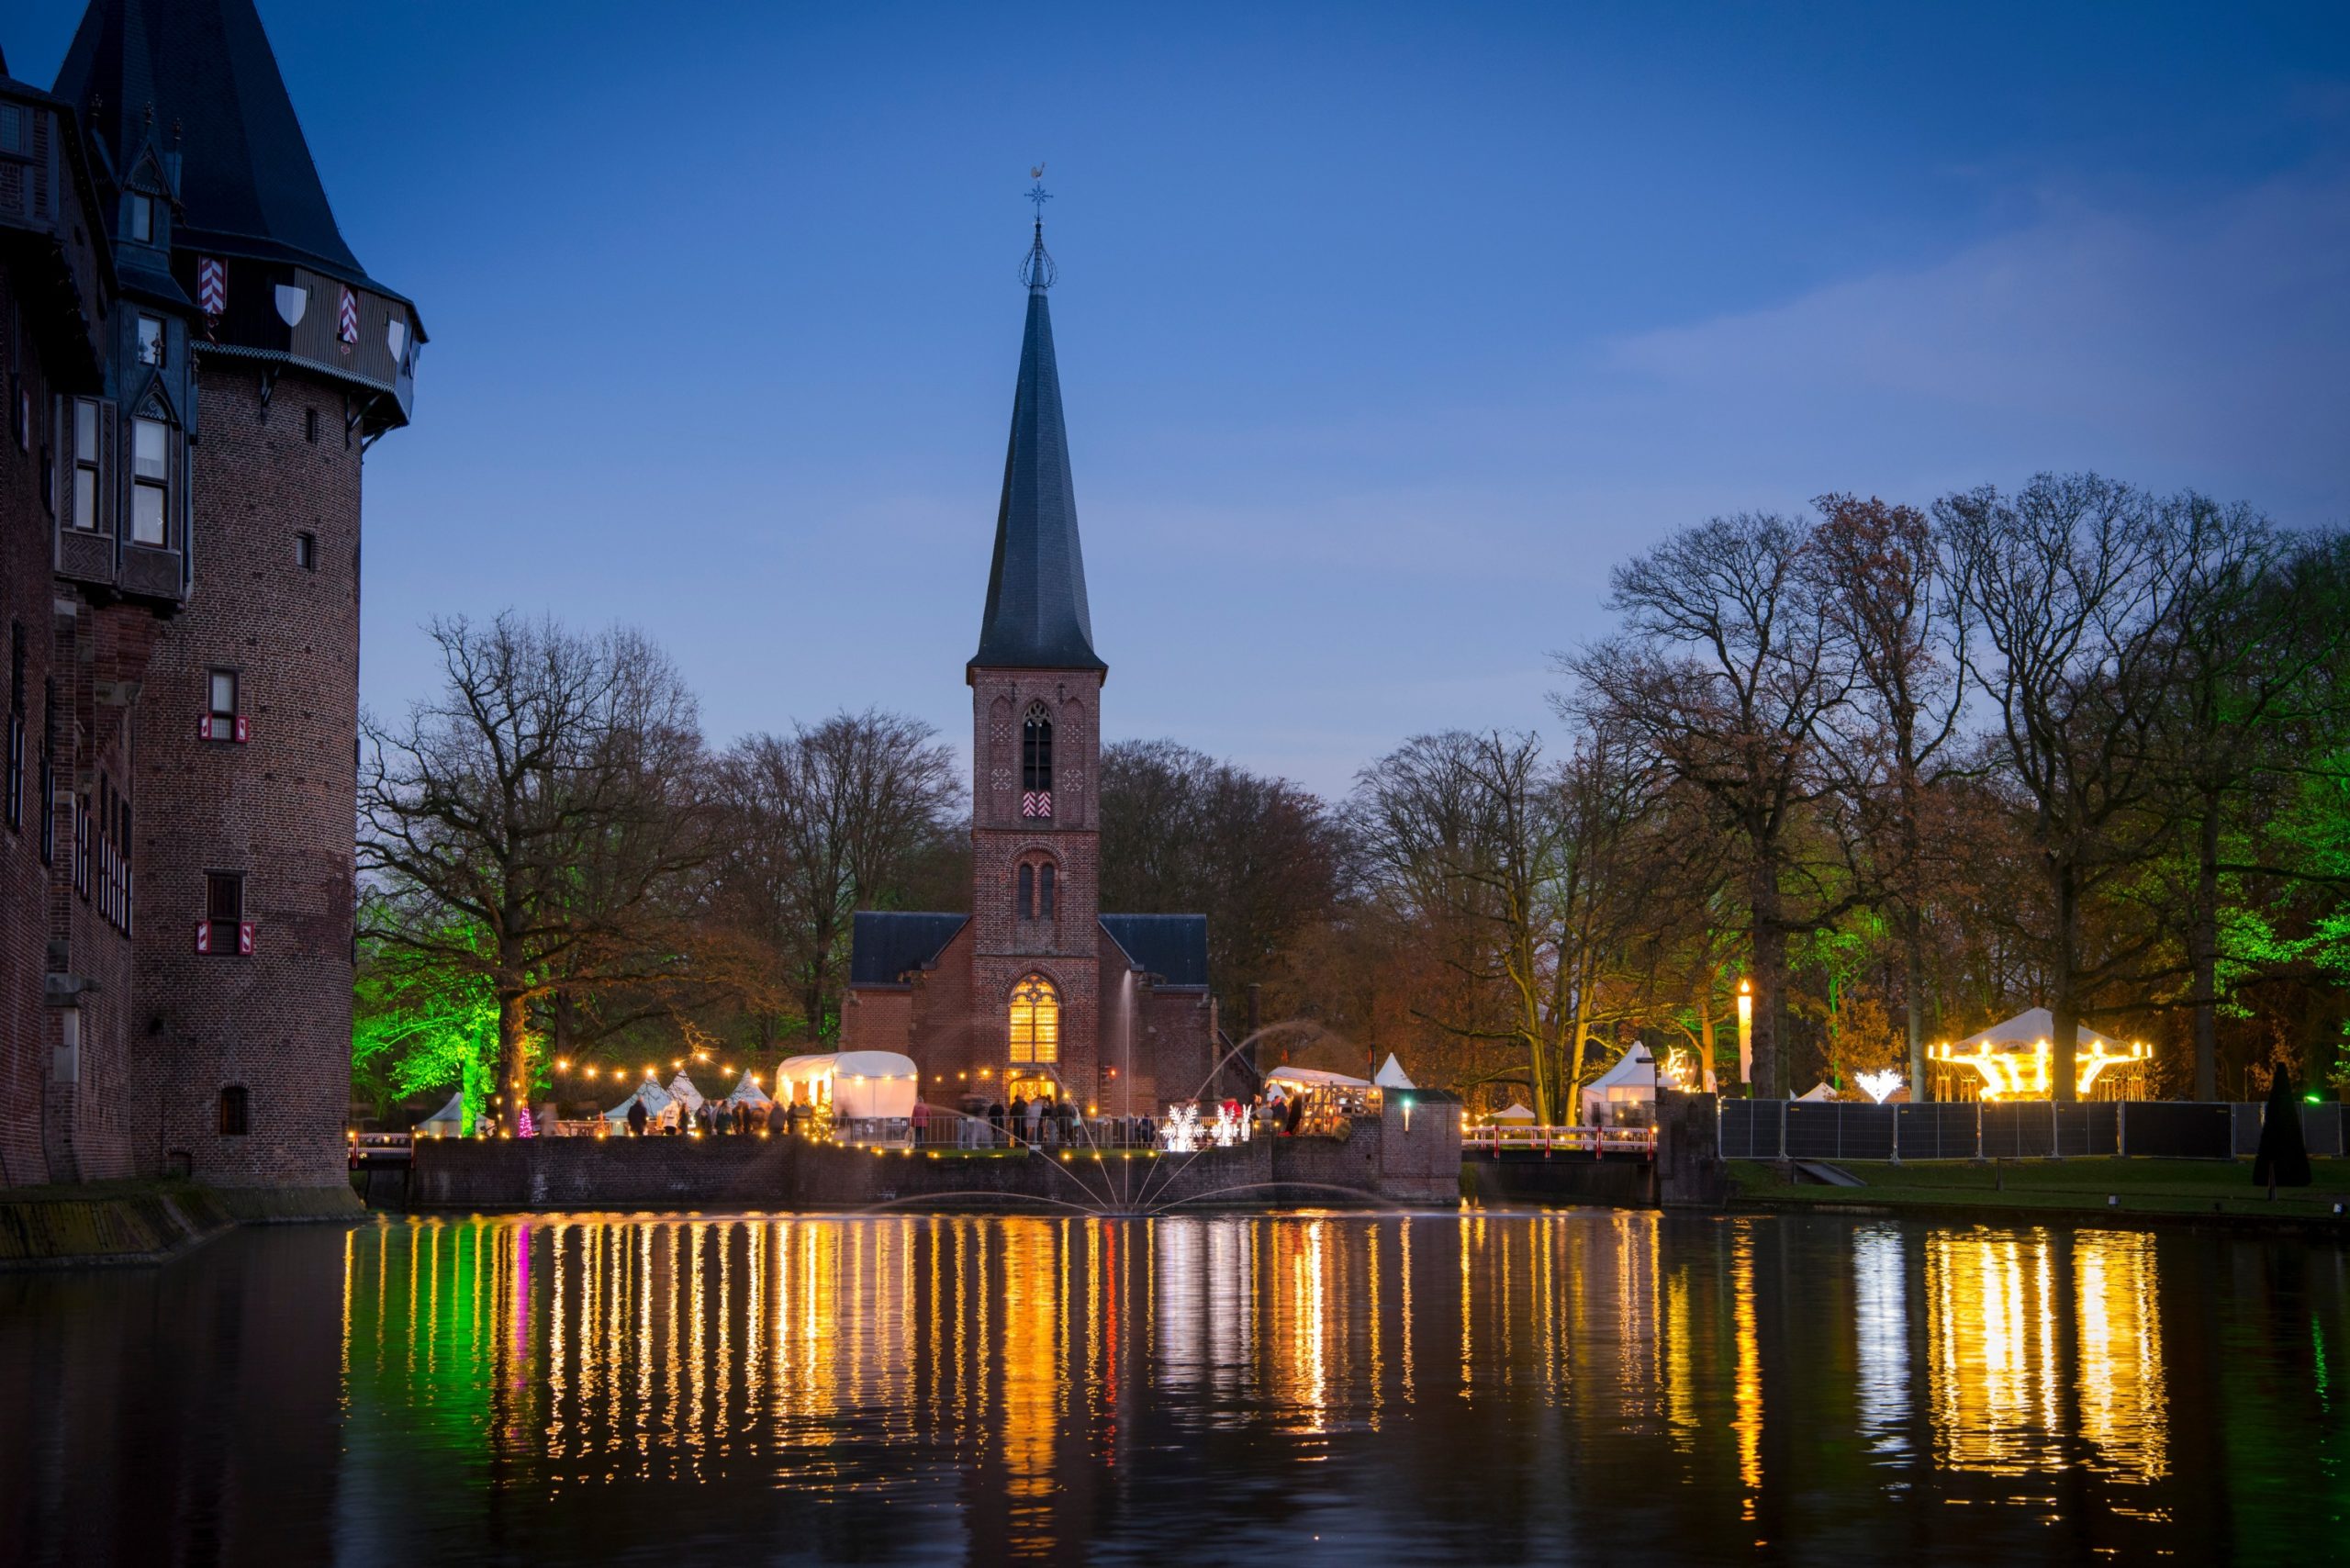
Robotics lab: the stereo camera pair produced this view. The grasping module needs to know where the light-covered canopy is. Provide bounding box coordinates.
[776,1051,919,1122]
[1266,1066,1372,1092]
[1953,1007,2125,1054]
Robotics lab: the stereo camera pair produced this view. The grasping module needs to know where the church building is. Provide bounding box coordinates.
[839,213,1219,1120]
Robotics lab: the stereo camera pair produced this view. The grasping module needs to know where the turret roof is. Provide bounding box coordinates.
[53,0,397,297]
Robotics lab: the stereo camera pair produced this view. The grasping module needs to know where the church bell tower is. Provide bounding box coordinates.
[966,194,1107,1108]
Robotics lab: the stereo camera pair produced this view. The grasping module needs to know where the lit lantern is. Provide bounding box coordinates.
[1736,978,1753,1087]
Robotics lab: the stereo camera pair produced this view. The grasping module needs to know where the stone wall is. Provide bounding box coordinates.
[410,1099,1469,1213]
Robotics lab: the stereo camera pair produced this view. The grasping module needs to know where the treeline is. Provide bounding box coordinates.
[355,472,2350,1123]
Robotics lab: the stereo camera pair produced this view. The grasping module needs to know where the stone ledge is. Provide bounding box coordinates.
[0,1180,360,1268]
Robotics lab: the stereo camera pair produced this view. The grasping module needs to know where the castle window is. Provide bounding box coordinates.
[1021,706,1053,818]
[207,670,239,727]
[205,871,244,957]
[1008,974,1059,1066]
[218,1085,250,1137]
[128,195,154,244]
[131,419,169,545]
[305,408,319,444]
[71,399,99,531]
[6,623,22,834]
[1017,862,1034,921]
[136,314,164,367]
[296,532,317,570]
[1038,863,1056,920]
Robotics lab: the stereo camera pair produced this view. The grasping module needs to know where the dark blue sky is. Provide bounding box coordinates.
[13,2,2349,794]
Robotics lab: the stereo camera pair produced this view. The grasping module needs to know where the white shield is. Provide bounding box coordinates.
[386,317,408,361]
[274,284,308,328]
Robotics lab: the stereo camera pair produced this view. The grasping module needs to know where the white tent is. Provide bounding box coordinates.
[1373,1053,1416,1090]
[666,1072,706,1114]
[1489,1101,1538,1124]
[605,1080,676,1126]
[1579,1046,1666,1126]
[723,1074,772,1107]
[1953,1007,2124,1054]
[776,1051,919,1125]
[418,1091,467,1137]
[1795,1081,1837,1102]
[1265,1066,1372,1092]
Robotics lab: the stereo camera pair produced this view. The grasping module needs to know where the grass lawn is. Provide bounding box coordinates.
[1726,1155,2350,1221]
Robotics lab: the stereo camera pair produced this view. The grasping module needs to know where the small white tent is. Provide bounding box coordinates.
[418,1091,467,1137]
[723,1074,772,1108]
[1489,1102,1538,1124]
[1795,1081,1836,1103]
[666,1072,706,1114]
[1373,1053,1416,1090]
[1579,1046,1664,1126]
[605,1079,676,1126]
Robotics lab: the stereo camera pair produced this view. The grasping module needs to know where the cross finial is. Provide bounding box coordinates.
[1020,163,1058,291]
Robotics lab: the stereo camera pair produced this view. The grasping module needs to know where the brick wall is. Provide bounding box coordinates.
[132,365,363,1189]
[0,266,54,1185]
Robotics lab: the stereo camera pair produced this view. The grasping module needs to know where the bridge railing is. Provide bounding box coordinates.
[1463,1125,1656,1156]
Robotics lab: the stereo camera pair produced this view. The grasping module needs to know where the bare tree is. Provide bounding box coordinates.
[1096,739,1343,1015]
[360,613,710,1109]
[1941,474,2188,1100]
[710,711,962,1047]
[1808,493,1972,1098]
[1569,513,1855,1097]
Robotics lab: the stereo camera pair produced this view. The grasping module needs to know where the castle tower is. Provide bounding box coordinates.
[966,211,1108,1109]
[51,0,420,1188]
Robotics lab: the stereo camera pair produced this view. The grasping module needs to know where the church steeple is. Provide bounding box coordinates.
[971,187,1106,677]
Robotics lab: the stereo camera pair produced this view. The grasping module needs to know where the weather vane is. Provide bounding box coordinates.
[1021,162,1058,290]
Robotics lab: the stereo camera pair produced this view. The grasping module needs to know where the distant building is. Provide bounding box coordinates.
[0,1,418,1191]
[839,218,1218,1118]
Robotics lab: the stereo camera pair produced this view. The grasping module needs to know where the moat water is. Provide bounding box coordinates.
[1,1209,2344,1564]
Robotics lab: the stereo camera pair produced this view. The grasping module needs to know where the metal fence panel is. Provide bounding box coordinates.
[2125,1102,2233,1159]
[2307,1103,2346,1158]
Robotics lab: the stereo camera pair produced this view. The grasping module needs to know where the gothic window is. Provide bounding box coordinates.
[128,195,154,244]
[136,314,164,367]
[1021,704,1053,818]
[1009,974,1059,1066]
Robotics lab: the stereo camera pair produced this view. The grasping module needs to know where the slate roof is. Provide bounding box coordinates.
[53,0,397,297]
[847,912,969,987]
[1099,914,1210,990]
[970,234,1105,675]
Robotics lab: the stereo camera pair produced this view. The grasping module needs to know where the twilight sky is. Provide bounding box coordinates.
[13,1,2350,798]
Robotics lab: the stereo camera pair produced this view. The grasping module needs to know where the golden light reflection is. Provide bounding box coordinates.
[2076,1230,2166,1483]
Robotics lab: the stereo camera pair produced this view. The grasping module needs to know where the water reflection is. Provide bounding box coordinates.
[2,1210,2344,1565]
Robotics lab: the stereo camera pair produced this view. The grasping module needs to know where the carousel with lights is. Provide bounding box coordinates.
[1927,1008,2152,1103]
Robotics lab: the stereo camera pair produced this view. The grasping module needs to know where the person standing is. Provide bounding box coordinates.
[628,1098,648,1138]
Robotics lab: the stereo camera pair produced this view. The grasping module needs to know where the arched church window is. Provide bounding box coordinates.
[1017,862,1034,920]
[1021,705,1053,818]
[1038,862,1056,919]
[1009,974,1059,1065]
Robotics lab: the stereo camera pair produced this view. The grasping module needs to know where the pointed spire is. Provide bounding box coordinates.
[53,0,387,292]
[972,187,1104,675]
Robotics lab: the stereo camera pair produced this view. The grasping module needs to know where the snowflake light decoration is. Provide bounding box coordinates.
[1856,1070,1905,1104]
[1210,1103,1245,1148]
[1159,1103,1203,1153]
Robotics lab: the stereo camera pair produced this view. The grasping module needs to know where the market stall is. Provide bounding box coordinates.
[775,1050,921,1143]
